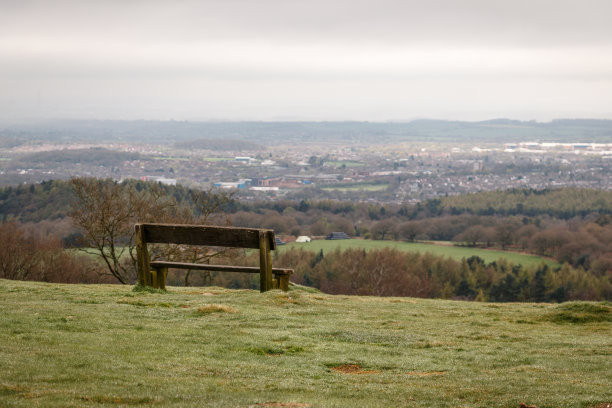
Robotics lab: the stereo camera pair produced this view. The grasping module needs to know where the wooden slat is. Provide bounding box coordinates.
[151,261,260,273]
[138,223,276,250]
[150,261,292,275]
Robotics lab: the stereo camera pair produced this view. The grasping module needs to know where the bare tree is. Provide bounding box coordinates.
[398,221,423,242]
[370,219,397,240]
[0,221,39,280]
[70,178,178,284]
[70,178,238,285]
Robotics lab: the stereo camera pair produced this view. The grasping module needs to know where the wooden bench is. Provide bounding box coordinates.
[135,223,292,292]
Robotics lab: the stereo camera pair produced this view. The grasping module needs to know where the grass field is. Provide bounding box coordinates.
[1,279,610,407]
[280,239,559,268]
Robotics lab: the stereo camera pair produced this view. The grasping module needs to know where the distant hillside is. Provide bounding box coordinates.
[2,119,611,144]
[175,138,264,151]
[6,148,143,170]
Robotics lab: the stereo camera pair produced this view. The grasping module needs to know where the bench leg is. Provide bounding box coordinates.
[150,269,158,289]
[159,267,167,290]
[273,273,290,291]
[149,267,167,289]
[279,274,290,291]
[259,233,272,292]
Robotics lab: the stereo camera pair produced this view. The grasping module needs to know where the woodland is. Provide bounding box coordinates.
[0,179,610,301]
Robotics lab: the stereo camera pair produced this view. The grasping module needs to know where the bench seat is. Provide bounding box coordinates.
[150,261,292,275]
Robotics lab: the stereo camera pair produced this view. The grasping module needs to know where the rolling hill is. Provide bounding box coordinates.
[1,279,610,407]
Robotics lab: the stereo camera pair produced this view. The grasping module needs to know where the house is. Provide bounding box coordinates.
[326,232,350,240]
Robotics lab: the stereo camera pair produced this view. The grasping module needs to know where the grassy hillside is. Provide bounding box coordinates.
[1,280,610,407]
[280,239,558,268]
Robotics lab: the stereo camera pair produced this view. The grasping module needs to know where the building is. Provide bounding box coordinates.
[326,232,350,240]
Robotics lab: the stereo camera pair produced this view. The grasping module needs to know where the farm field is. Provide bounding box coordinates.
[0,279,610,408]
[280,239,559,268]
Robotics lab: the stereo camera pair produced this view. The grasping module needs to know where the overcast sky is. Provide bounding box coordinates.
[1,0,612,122]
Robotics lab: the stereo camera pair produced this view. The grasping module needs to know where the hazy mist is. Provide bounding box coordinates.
[2,0,612,122]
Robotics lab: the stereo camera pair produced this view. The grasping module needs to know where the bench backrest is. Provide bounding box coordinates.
[135,223,278,292]
[137,223,276,250]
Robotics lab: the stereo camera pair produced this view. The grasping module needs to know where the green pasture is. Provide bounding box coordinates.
[321,183,389,192]
[280,239,559,268]
[0,279,610,407]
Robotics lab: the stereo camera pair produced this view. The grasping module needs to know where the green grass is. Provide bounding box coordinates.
[281,239,559,268]
[1,279,610,407]
[321,183,389,192]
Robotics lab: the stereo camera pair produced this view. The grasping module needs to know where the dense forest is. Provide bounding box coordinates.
[274,249,610,302]
[0,180,610,300]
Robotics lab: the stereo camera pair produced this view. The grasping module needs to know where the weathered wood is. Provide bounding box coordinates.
[159,267,167,290]
[259,232,273,292]
[135,224,151,286]
[135,223,292,292]
[150,269,158,289]
[276,273,290,291]
[266,233,273,289]
[140,223,276,250]
[150,261,292,276]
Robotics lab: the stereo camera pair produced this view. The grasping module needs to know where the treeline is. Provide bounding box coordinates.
[439,188,612,219]
[2,181,610,225]
[0,179,198,223]
[181,248,611,301]
[0,180,611,280]
[277,248,612,301]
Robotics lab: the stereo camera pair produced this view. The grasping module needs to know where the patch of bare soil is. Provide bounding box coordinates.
[255,403,311,407]
[518,403,539,408]
[405,371,446,376]
[330,364,381,374]
[590,404,611,408]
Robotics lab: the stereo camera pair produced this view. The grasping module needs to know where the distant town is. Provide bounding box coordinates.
[1,129,610,203]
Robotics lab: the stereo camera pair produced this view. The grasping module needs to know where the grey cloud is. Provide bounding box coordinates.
[2,0,612,47]
[1,0,611,121]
